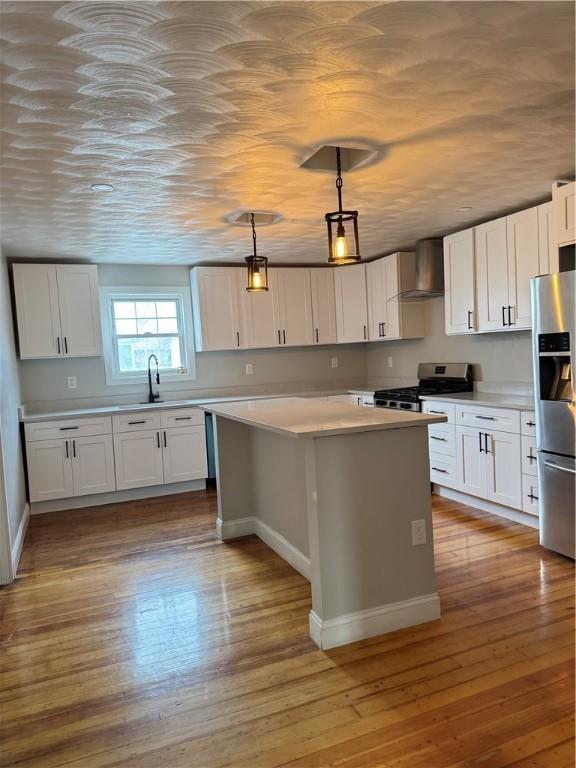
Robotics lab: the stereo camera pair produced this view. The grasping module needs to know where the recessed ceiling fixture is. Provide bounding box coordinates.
[245,212,268,292]
[325,146,360,265]
[91,183,114,192]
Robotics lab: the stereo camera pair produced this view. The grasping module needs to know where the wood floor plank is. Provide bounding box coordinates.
[0,490,573,768]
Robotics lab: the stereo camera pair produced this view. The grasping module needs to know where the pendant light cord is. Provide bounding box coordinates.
[251,212,257,257]
[335,146,343,213]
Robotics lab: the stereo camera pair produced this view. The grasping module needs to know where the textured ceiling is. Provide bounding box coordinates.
[1,1,574,265]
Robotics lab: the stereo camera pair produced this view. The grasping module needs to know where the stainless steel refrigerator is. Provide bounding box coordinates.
[531,270,575,559]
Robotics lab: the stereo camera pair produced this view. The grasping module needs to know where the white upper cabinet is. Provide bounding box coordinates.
[366,258,387,340]
[506,206,540,329]
[191,267,243,351]
[443,228,476,334]
[366,253,424,341]
[270,268,314,347]
[310,269,337,345]
[240,280,278,349]
[552,181,575,247]
[13,263,102,359]
[334,263,368,343]
[475,216,510,332]
[537,202,558,275]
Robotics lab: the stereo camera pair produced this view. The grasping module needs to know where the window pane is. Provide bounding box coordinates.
[113,301,135,319]
[135,301,156,318]
[115,318,137,335]
[116,336,183,373]
[156,301,177,318]
[158,318,178,333]
[137,318,158,335]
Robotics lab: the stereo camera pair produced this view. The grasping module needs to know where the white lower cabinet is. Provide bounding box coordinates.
[162,426,208,484]
[72,435,115,496]
[114,430,164,491]
[522,475,540,517]
[456,426,486,498]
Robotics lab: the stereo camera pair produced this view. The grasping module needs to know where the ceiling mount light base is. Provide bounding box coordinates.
[224,210,283,227]
[300,144,379,173]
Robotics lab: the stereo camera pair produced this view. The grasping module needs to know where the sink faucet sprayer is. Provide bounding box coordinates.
[147,354,160,403]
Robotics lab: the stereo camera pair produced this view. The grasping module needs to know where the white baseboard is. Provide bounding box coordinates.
[218,516,311,581]
[30,480,206,515]
[11,503,30,573]
[432,485,539,529]
[309,592,441,650]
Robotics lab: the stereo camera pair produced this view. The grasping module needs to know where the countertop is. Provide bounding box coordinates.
[201,397,446,438]
[18,389,376,424]
[420,392,535,410]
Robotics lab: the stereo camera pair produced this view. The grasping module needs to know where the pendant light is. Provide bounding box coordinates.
[245,212,268,292]
[325,146,360,264]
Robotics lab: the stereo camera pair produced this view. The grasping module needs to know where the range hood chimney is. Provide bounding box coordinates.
[399,238,444,300]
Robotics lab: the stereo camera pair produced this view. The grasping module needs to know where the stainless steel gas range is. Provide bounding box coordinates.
[374,363,473,412]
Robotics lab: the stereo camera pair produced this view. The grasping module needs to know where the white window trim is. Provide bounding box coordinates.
[100,286,196,386]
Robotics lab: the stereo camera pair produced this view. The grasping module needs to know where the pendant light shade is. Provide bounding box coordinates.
[325,147,360,264]
[245,212,268,292]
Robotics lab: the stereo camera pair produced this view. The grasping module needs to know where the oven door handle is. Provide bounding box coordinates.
[543,461,576,475]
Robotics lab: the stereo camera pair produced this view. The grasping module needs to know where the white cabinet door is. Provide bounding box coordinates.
[383,254,401,340]
[56,265,102,357]
[13,264,61,358]
[27,439,73,502]
[310,269,337,345]
[366,258,387,341]
[114,430,164,491]
[506,207,539,329]
[334,264,368,343]
[456,426,485,498]
[71,434,115,496]
[162,426,208,484]
[537,202,558,275]
[484,430,522,509]
[475,217,510,332]
[553,181,575,247]
[240,284,278,349]
[191,267,243,351]
[443,228,476,334]
[271,268,314,347]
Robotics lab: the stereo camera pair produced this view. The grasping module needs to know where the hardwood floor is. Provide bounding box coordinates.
[0,490,573,767]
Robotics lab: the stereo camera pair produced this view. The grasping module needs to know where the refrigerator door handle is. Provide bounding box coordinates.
[543,460,576,475]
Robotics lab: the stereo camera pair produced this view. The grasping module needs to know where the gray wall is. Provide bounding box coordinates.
[19,265,367,411]
[367,298,533,391]
[0,250,27,577]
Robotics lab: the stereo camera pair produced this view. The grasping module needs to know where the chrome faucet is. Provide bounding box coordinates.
[147,354,160,403]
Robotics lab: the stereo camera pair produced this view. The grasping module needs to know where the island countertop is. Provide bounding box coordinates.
[201,397,447,438]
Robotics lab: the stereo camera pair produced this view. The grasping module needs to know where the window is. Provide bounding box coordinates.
[100,287,196,385]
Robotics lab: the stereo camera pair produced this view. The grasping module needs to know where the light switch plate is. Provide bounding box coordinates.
[330,357,339,369]
[67,376,77,389]
[387,356,393,368]
[411,519,427,546]
[245,363,253,375]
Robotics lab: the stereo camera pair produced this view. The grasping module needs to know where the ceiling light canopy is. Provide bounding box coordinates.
[91,183,114,192]
[245,212,268,292]
[325,146,360,265]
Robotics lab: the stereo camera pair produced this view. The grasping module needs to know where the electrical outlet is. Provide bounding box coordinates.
[411,519,427,546]
[67,376,77,390]
[387,356,393,368]
[245,363,253,375]
[330,357,339,369]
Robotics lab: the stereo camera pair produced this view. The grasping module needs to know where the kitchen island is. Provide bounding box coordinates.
[201,397,447,649]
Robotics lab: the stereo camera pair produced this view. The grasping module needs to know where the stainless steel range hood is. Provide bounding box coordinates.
[398,239,444,299]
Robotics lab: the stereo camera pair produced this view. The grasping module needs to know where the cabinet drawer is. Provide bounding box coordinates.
[161,407,205,428]
[522,475,539,516]
[521,435,538,476]
[455,404,520,434]
[422,401,455,423]
[429,454,458,490]
[427,423,456,456]
[521,411,537,436]
[112,412,161,433]
[25,416,112,442]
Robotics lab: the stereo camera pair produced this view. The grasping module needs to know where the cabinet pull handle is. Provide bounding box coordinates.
[432,467,448,473]
[527,492,538,501]
[378,322,382,337]
[382,322,386,337]
[156,431,160,448]
[467,310,473,330]
[283,329,286,344]
[128,420,146,425]
[428,410,446,415]
[363,324,367,340]
[64,336,68,353]
[502,306,508,326]
[526,421,536,427]
[484,433,490,453]
[57,337,61,354]
[163,431,167,447]
[315,328,319,343]
[72,439,76,458]
[59,426,79,431]
[236,331,240,347]
[65,440,69,459]
[277,330,281,344]
[508,305,513,325]
[475,415,496,420]
[478,432,484,453]
[175,416,191,421]
[526,453,536,462]
[430,435,447,441]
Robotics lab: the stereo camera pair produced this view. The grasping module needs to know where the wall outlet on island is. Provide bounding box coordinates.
[245,363,254,376]
[330,357,339,369]
[411,519,427,546]
[67,376,77,390]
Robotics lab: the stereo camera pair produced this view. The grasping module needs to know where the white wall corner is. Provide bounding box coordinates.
[10,503,30,576]
[309,592,441,650]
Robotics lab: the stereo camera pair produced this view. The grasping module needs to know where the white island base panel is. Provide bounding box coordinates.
[208,400,443,650]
